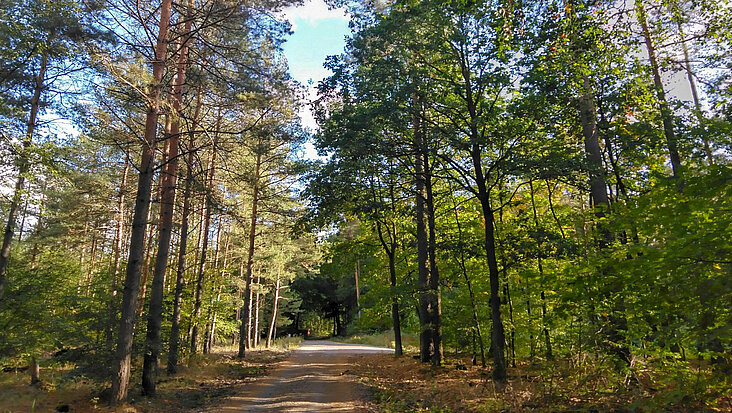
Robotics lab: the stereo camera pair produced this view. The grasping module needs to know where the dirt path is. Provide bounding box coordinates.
[205,340,393,412]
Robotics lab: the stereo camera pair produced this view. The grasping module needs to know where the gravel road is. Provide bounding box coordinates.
[209,340,393,412]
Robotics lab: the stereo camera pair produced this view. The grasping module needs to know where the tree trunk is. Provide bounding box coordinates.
[669,2,713,164]
[424,155,442,366]
[449,190,486,367]
[246,263,253,348]
[254,276,262,347]
[106,156,130,349]
[386,250,403,356]
[110,0,172,403]
[528,181,553,359]
[355,260,361,319]
[266,274,281,348]
[168,86,201,374]
[191,188,212,354]
[578,76,630,367]
[0,50,48,305]
[191,124,219,354]
[465,137,507,381]
[30,356,40,385]
[413,98,432,363]
[636,0,684,181]
[142,4,193,390]
[238,152,261,357]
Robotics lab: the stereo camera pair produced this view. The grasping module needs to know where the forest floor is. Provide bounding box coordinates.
[0,338,300,412]
[350,352,732,412]
[2,337,730,412]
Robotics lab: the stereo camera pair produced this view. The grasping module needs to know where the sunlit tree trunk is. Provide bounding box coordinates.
[239,151,262,357]
[110,0,172,403]
[106,156,130,349]
[266,274,280,348]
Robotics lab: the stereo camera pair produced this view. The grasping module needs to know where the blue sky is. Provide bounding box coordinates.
[281,0,350,131]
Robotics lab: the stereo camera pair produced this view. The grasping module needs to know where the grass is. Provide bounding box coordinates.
[0,337,302,412]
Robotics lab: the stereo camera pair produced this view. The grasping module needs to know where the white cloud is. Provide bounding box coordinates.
[281,0,348,30]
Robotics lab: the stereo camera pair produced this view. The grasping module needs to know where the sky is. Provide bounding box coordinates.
[280,0,350,132]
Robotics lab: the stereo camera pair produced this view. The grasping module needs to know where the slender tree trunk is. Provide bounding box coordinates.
[254,277,261,347]
[106,156,130,349]
[246,263,253,348]
[266,274,281,348]
[578,75,630,367]
[449,191,486,367]
[137,193,157,317]
[110,0,172,403]
[0,50,48,304]
[414,98,432,363]
[467,140,507,381]
[355,260,361,319]
[168,87,201,374]
[669,3,713,164]
[191,126,219,354]
[636,0,683,181]
[238,151,261,357]
[387,251,403,356]
[17,197,29,243]
[528,181,553,359]
[424,155,442,366]
[30,356,40,385]
[191,191,212,354]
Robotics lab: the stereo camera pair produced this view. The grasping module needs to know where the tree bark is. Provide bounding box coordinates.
[168,86,201,374]
[266,274,280,348]
[110,0,172,403]
[254,276,262,347]
[636,0,684,181]
[0,50,48,305]
[413,98,432,363]
[449,189,486,367]
[238,151,261,357]
[143,1,193,389]
[469,141,507,381]
[578,76,630,367]
[529,181,553,359]
[424,154,442,367]
[106,156,130,350]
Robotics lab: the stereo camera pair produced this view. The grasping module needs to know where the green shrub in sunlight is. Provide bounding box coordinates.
[0,249,105,364]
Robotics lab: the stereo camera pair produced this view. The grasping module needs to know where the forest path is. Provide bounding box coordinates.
[206,340,393,412]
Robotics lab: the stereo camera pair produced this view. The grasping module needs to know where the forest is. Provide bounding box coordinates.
[0,0,730,411]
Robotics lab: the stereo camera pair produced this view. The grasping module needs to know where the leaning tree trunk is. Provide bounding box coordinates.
[110,0,172,403]
[0,50,48,305]
[636,0,684,181]
[238,151,262,357]
[266,274,281,348]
